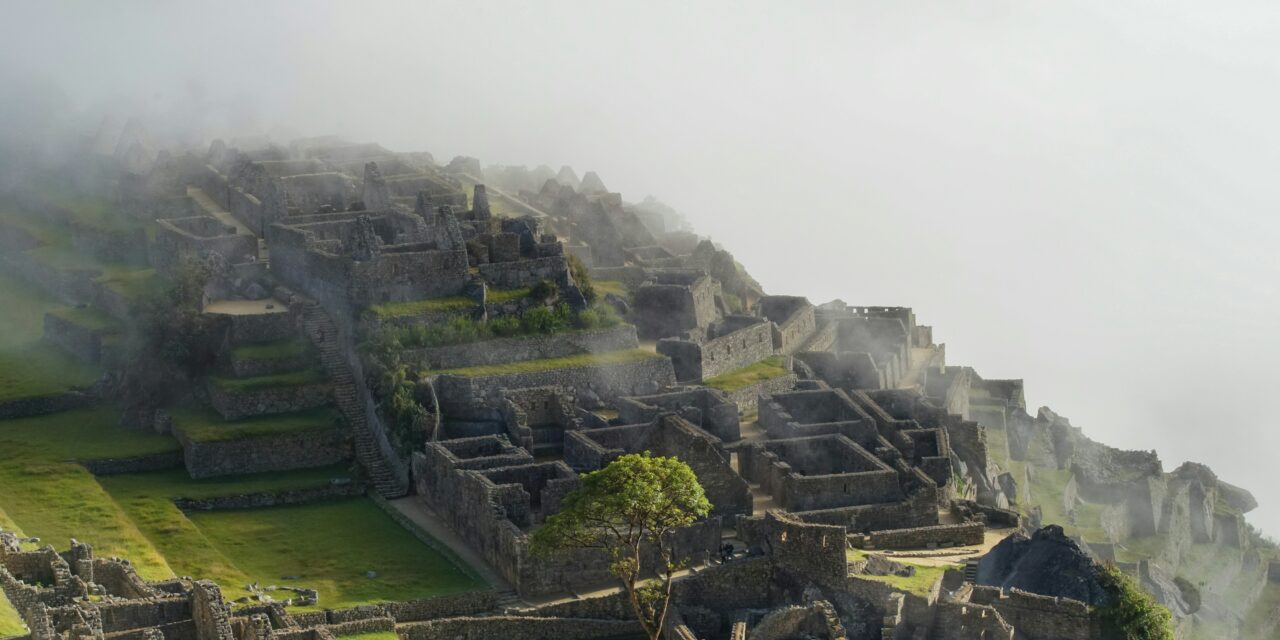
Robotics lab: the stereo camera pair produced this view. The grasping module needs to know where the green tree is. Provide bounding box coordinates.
[530,453,711,640]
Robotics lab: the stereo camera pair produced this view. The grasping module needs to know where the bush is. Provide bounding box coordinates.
[521,304,572,335]
[489,316,521,337]
[529,279,559,301]
[575,302,622,330]
[568,253,596,302]
[1095,564,1174,640]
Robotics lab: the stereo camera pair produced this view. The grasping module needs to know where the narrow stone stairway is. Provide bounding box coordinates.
[302,301,408,498]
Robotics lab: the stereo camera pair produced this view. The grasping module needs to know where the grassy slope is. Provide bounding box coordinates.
[433,348,663,377]
[97,466,351,603]
[170,406,344,442]
[210,369,328,393]
[703,356,789,392]
[847,549,958,597]
[187,498,483,609]
[230,339,313,363]
[335,633,399,640]
[0,407,178,580]
[0,271,104,402]
[367,297,475,318]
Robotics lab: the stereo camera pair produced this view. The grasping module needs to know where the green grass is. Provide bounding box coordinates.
[171,407,343,443]
[366,297,476,318]
[210,369,328,393]
[0,270,66,347]
[593,280,630,300]
[432,348,664,377]
[230,339,313,363]
[0,594,26,638]
[186,498,483,609]
[703,356,789,392]
[336,633,399,640]
[47,306,122,334]
[0,344,103,403]
[847,549,957,597]
[486,287,533,304]
[97,466,351,603]
[0,407,179,580]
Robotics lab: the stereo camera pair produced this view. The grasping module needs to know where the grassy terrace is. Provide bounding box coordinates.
[0,407,180,580]
[593,280,630,300]
[486,287,532,304]
[367,296,475,318]
[210,369,328,393]
[97,466,351,603]
[170,407,344,443]
[847,549,958,597]
[230,339,313,363]
[432,348,664,377]
[186,498,482,609]
[703,356,789,392]
[336,633,399,640]
[0,271,104,403]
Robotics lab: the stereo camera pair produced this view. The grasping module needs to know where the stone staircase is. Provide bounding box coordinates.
[963,558,980,583]
[302,301,408,498]
[493,589,527,614]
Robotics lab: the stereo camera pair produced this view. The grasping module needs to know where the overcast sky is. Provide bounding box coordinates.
[3,1,1279,535]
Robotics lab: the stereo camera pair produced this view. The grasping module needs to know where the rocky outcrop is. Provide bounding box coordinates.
[977,525,1109,606]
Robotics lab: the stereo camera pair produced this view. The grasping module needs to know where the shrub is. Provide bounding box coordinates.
[529,279,559,301]
[568,253,596,302]
[1095,563,1174,640]
[575,302,622,330]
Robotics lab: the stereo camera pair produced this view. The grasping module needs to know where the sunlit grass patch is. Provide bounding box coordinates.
[703,356,789,392]
[230,339,313,364]
[432,348,663,377]
[210,369,328,393]
[366,297,475,318]
[171,407,343,443]
[846,548,958,597]
[186,498,483,610]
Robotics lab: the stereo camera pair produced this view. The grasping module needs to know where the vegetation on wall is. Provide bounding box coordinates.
[1095,563,1175,640]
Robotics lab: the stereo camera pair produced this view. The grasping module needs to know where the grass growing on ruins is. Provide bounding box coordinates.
[593,280,630,300]
[186,498,483,609]
[210,368,328,393]
[0,407,179,580]
[97,466,353,602]
[432,348,664,377]
[230,339,314,363]
[846,549,959,597]
[0,594,26,638]
[335,633,398,640]
[366,296,475,318]
[171,407,345,442]
[703,356,789,392]
[486,286,533,304]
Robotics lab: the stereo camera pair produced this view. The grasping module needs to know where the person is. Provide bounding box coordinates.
[719,542,735,563]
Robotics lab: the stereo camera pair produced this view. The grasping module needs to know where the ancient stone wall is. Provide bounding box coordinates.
[721,373,796,415]
[175,427,351,479]
[401,325,638,371]
[153,216,256,272]
[399,616,642,640]
[476,255,568,290]
[658,315,774,382]
[848,522,985,550]
[758,296,816,354]
[205,380,333,421]
[616,388,740,442]
[633,273,720,339]
[432,355,674,401]
[969,586,1098,640]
